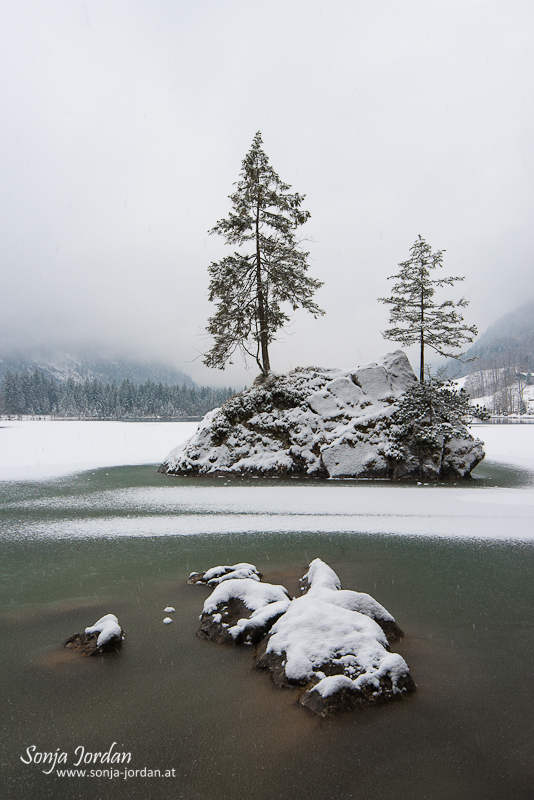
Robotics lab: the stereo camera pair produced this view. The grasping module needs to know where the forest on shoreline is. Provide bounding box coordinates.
[0,369,235,420]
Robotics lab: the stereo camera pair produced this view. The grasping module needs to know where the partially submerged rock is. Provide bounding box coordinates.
[159,351,484,480]
[256,560,414,716]
[64,613,124,656]
[188,563,262,585]
[192,559,414,715]
[198,578,290,645]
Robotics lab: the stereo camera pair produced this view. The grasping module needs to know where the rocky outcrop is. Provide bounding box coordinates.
[159,351,484,480]
[191,559,415,716]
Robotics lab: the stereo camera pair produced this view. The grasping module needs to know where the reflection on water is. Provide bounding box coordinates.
[1,463,534,799]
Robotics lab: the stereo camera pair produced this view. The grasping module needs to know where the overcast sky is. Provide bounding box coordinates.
[1,1,533,386]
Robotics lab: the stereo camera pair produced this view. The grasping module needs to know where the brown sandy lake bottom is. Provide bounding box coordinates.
[1,463,533,800]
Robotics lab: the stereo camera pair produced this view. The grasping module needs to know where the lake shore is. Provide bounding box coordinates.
[1,418,534,481]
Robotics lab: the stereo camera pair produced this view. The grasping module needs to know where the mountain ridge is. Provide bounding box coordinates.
[464,298,534,372]
[0,348,195,387]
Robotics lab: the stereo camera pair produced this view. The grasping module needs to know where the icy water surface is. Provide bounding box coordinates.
[1,462,534,800]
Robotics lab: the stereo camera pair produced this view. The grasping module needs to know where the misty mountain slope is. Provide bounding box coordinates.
[0,348,195,387]
[439,299,534,412]
[463,299,534,373]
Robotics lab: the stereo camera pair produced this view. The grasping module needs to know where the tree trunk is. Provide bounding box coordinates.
[419,286,425,382]
[256,198,270,375]
[420,339,424,383]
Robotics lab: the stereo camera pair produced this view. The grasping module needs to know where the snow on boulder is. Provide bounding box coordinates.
[188,563,262,585]
[196,571,290,645]
[85,614,122,647]
[321,440,388,478]
[308,377,364,418]
[441,437,485,478]
[299,558,404,642]
[256,560,414,715]
[190,558,414,716]
[64,613,124,656]
[159,351,484,480]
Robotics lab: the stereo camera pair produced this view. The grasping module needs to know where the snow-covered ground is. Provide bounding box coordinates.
[1,419,534,482]
[0,419,198,481]
[453,370,534,415]
[471,423,534,472]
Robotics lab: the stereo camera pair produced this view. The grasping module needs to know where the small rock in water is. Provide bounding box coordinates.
[64,613,124,656]
[164,607,175,613]
[256,559,414,715]
[188,563,262,585]
[198,576,290,645]
[163,617,173,624]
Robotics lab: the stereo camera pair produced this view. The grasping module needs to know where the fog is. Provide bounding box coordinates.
[1,1,533,386]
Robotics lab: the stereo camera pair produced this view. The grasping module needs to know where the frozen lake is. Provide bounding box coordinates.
[2,419,534,542]
[1,420,533,799]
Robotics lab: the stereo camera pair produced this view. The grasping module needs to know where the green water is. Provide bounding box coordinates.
[1,464,533,799]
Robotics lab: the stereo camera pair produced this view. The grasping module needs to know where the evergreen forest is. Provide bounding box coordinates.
[0,370,235,419]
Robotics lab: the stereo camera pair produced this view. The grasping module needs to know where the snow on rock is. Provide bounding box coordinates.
[194,567,290,645]
[188,563,262,585]
[159,351,483,480]
[228,600,292,644]
[202,579,289,616]
[256,560,414,715]
[64,613,124,656]
[191,558,414,715]
[85,613,122,647]
[321,440,388,478]
[299,559,404,642]
[441,437,485,478]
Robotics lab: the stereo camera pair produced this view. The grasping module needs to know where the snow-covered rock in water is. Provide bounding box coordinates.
[191,558,414,716]
[299,559,404,642]
[159,351,484,480]
[256,560,414,715]
[64,613,124,656]
[198,575,290,645]
[188,563,262,585]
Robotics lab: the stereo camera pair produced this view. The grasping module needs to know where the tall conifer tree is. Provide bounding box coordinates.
[379,236,477,382]
[203,132,324,376]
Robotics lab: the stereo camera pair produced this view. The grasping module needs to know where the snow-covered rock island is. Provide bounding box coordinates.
[159,351,485,480]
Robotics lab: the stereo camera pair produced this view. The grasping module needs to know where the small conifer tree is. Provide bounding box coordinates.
[387,378,489,477]
[379,236,477,382]
[203,131,324,376]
